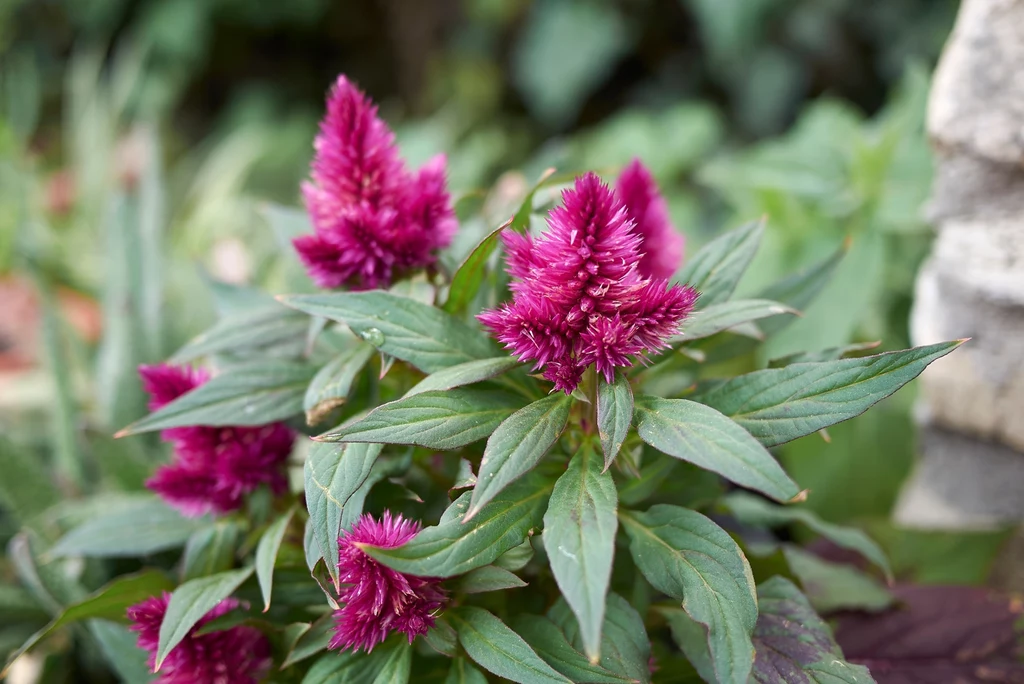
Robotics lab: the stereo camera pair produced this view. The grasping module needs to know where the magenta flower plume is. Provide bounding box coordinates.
[295,75,457,290]
[127,593,270,684]
[616,159,684,280]
[478,173,698,393]
[330,512,448,653]
[139,364,295,517]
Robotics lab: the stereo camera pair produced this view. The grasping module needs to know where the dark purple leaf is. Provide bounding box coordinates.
[834,585,1024,684]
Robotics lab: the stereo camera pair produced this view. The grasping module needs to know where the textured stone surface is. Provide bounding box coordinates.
[928,0,1024,164]
[900,0,1024,530]
[894,426,1024,529]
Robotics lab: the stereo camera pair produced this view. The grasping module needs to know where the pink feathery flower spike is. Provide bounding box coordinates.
[616,158,684,280]
[478,173,698,393]
[330,512,448,653]
[127,593,270,684]
[139,364,295,517]
[295,75,457,290]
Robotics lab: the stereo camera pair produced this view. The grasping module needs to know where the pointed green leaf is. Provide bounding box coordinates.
[633,396,799,502]
[256,508,295,611]
[755,245,845,337]
[280,291,496,373]
[621,505,757,684]
[304,343,375,424]
[444,658,488,684]
[767,341,881,368]
[451,607,571,684]
[697,341,963,447]
[444,221,508,314]
[405,357,521,397]
[282,614,333,668]
[449,566,528,594]
[468,393,572,518]
[5,571,172,668]
[597,373,632,470]
[677,299,797,342]
[50,498,202,558]
[181,521,241,581]
[513,615,636,684]
[723,492,891,579]
[781,546,893,614]
[321,389,522,450]
[543,442,617,662]
[361,475,549,577]
[677,219,763,306]
[548,593,652,683]
[305,442,383,580]
[89,619,155,684]
[156,567,253,669]
[170,306,309,362]
[118,361,316,435]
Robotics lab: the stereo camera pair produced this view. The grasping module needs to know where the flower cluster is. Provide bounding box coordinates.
[330,512,448,653]
[479,172,698,393]
[616,159,685,281]
[140,364,295,517]
[295,75,457,290]
[127,593,270,684]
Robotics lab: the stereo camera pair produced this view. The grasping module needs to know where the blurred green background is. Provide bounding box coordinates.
[3,2,1013,674]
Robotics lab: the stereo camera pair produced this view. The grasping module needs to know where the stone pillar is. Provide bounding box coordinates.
[894,0,1024,530]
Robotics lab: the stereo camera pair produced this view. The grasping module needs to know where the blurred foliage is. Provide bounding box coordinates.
[1,0,1018,679]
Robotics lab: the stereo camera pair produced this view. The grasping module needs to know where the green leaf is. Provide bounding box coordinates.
[170,306,309,362]
[301,638,412,684]
[676,218,763,306]
[321,389,522,450]
[633,396,800,502]
[181,521,241,581]
[452,607,572,684]
[282,613,334,668]
[449,565,527,594]
[510,168,557,232]
[426,617,459,657]
[468,393,572,518]
[620,505,757,684]
[749,577,874,683]
[781,546,893,614]
[444,658,488,684]
[280,291,496,373]
[50,498,202,558]
[514,615,636,684]
[256,508,296,611]
[305,442,383,581]
[0,436,61,525]
[722,492,891,579]
[697,341,963,447]
[89,619,155,684]
[444,221,509,314]
[597,373,633,470]
[361,475,550,577]
[494,539,535,572]
[304,343,375,424]
[339,454,409,531]
[156,567,253,669]
[755,245,845,338]
[677,299,797,341]
[768,341,881,368]
[549,593,652,683]
[5,571,173,667]
[543,442,617,662]
[118,361,316,435]
[405,357,521,397]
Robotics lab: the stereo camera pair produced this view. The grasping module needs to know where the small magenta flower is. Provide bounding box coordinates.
[616,159,685,280]
[478,173,698,393]
[127,593,270,684]
[139,364,295,517]
[330,512,448,653]
[294,75,457,290]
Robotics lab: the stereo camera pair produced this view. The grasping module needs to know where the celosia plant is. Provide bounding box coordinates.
[5,74,965,684]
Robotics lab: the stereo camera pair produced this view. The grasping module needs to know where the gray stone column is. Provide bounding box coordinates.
[894,0,1024,530]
